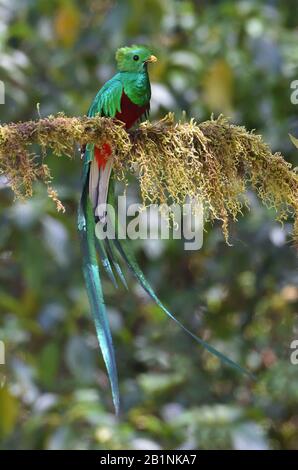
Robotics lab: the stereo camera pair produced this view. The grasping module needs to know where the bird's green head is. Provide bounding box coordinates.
[115,45,157,73]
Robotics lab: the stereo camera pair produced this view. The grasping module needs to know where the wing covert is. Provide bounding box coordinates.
[88,78,123,118]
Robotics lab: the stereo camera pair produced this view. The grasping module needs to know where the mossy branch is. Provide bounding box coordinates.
[1,113,298,242]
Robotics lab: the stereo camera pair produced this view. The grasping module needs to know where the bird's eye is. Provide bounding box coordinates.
[133,55,139,61]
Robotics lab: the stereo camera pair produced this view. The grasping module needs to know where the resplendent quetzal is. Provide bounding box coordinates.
[78,45,250,414]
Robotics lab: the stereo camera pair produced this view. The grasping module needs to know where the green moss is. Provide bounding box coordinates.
[1,113,298,242]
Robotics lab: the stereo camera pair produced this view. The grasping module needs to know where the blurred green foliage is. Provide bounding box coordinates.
[1,0,298,450]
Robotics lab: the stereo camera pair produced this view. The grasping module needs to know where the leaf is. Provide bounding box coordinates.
[289,134,298,149]
[38,343,60,388]
[203,59,234,115]
[54,2,80,47]
[0,386,19,439]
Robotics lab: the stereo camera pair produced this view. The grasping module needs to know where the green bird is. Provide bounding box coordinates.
[78,45,251,414]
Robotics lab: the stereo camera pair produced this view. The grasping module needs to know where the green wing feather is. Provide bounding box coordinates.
[88,76,123,118]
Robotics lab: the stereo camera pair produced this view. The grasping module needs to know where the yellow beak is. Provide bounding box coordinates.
[146,55,158,63]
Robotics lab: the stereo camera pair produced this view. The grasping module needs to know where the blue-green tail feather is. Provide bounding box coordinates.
[105,237,128,290]
[95,237,118,289]
[78,182,120,414]
[112,236,253,378]
[107,181,253,379]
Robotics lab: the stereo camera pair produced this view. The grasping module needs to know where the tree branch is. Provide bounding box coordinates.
[1,113,297,242]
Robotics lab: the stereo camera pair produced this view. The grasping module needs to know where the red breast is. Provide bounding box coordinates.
[95,91,149,168]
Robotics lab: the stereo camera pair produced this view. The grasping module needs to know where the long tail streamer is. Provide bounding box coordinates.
[79,167,253,414]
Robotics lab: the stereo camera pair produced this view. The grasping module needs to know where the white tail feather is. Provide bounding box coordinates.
[95,157,114,224]
[89,159,100,211]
